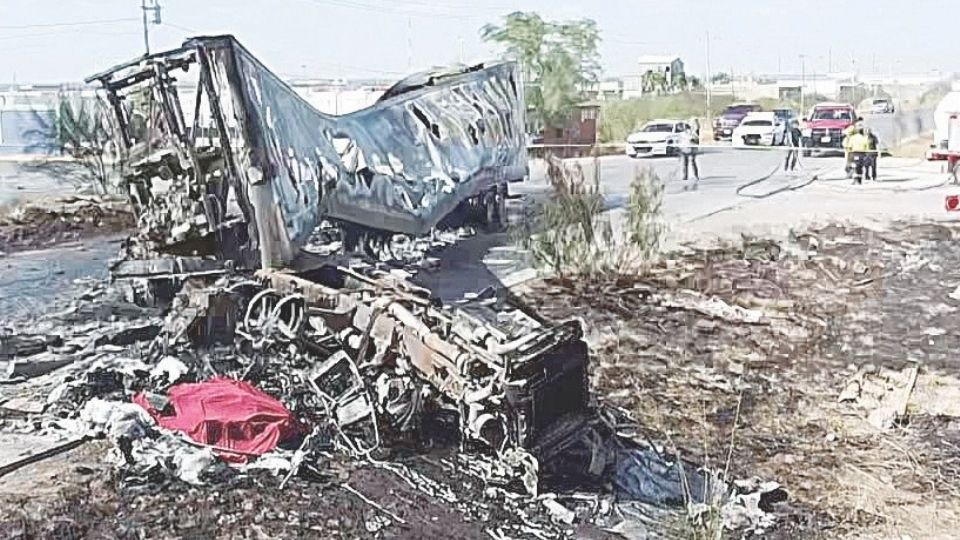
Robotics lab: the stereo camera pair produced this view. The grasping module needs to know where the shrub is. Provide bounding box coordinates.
[517,156,664,278]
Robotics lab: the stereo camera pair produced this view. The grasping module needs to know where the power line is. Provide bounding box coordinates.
[0,27,139,42]
[0,17,139,30]
[301,0,483,20]
[358,0,512,13]
[163,21,199,34]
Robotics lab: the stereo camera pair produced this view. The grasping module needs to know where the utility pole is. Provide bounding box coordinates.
[730,65,735,100]
[705,31,712,127]
[141,0,162,55]
[799,54,806,115]
[407,17,413,70]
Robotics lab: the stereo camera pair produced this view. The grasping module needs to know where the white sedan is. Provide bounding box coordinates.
[626,120,691,158]
[732,112,784,146]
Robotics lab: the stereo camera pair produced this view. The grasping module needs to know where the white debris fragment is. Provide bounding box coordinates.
[151,355,189,385]
[174,445,217,485]
[949,284,960,302]
[660,290,764,324]
[541,498,576,525]
[79,398,155,441]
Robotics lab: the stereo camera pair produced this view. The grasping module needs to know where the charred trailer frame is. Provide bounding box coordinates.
[87,35,528,269]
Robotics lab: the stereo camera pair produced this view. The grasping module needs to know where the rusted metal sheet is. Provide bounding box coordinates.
[87,35,527,269]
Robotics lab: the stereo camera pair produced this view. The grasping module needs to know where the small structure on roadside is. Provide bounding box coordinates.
[532,102,600,157]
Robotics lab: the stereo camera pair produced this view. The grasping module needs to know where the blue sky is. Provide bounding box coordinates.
[0,0,951,83]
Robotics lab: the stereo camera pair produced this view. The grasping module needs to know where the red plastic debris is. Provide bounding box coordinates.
[947,195,960,212]
[134,377,303,463]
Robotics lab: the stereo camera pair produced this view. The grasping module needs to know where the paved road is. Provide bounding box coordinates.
[526,150,845,223]
[0,238,120,321]
[0,161,81,207]
[418,150,846,301]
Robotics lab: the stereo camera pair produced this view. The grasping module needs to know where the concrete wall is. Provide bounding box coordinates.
[0,109,56,154]
[293,88,386,115]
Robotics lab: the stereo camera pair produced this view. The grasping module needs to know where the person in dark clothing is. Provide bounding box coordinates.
[679,120,700,182]
[863,127,879,181]
[784,119,802,171]
[848,129,870,185]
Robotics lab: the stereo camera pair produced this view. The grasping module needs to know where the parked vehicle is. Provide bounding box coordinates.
[869,97,895,114]
[625,119,691,157]
[732,112,784,146]
[800,103,858,154]
[713,103,761,141]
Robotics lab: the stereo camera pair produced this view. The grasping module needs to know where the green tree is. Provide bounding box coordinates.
[672,72,688,92]
[711,72,731,85]
[642,71,668,95]
[481,12,600,130]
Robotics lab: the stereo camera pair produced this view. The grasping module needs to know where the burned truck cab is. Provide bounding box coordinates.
[259,265,591,464]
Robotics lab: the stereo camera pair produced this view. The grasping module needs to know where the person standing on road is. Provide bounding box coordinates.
[679,119,700,182]
[842,120,860,178]
[784,119,802,171]
[847,128,870,184]
[863,127,879,181]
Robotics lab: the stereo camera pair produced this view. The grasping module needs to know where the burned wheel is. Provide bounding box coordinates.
[482,187,506,233]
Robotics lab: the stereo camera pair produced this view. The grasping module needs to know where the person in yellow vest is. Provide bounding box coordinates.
[847,128,871,184]
[842,121,860,178]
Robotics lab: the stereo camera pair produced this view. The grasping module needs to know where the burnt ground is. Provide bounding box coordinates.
[0,436,617,540]
[3,221,960,538]
[0,196,134,255]
[522,221,960,539]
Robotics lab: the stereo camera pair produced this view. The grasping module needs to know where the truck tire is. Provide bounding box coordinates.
[496,184,508,227]
[482,189,503,233]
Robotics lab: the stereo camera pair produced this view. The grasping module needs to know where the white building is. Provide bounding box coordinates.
[585,78,625,101]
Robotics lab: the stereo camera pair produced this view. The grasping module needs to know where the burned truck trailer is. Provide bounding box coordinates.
[87,35,528,269]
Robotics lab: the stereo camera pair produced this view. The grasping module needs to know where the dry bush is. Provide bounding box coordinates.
[517,155,664,279]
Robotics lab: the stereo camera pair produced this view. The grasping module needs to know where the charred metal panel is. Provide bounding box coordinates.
[88,35,527,269]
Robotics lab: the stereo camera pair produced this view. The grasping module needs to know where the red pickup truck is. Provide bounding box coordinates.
[801,103,858,155]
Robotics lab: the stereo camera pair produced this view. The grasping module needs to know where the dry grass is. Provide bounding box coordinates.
[520,222,960,538]
[890,134,934,159]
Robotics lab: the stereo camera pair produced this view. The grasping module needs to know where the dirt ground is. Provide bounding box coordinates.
[520,221,960,539]
[0,434,620,540]
[890,134,934,159]
[3,220,960,539]
[0,196,133,254]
